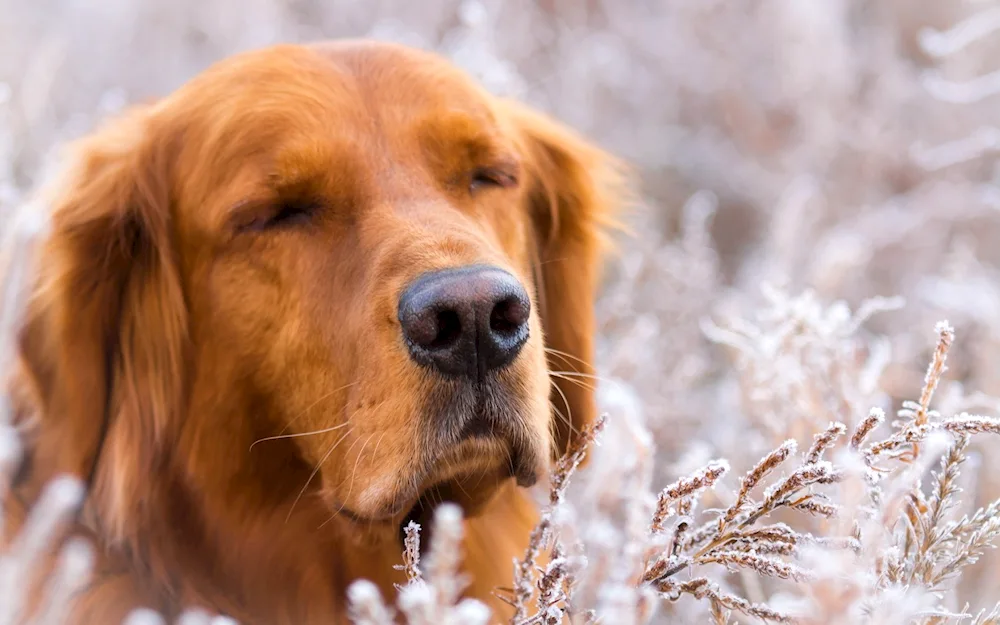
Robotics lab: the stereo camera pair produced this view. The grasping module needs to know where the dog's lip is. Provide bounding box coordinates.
[335,500,408,525]
[433,435,537,483]
[334,466,539,529]
[328,420,542,526]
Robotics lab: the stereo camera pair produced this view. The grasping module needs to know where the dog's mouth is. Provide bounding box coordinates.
[330,430,540,531]
[394,478,491,546]
[324,379,545,531]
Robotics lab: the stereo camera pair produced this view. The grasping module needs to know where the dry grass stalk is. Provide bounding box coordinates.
[346,580,396,625]
[346,502,491,625]
[547,318,1000,624]
[905,322,955,462]
[0,439,91,625]
[851,408,886,451]
[651,460,728,533]
[917,322,955,426]
[504,414,608,623]
[806,422,847,465]
[655,577,793,623]
[394,521,423,588]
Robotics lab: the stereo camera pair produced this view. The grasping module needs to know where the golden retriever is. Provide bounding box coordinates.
[2,39,626,624]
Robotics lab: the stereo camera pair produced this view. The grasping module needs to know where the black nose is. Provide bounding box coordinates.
[398,265,531,381]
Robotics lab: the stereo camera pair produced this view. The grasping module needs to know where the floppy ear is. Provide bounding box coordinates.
[12,105,187,537]
[502,100,630,458]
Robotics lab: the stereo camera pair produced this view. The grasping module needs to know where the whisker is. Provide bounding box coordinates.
[286,429,352,524]
[426,471,443,510]
[548,372,596,392]
[452,461,474,502]
[549,370,604,380]
[549,378,578,438]
[544,347,613,388]
[549,369,618,386]
[368,432,387,474]
[491,442,509,495]
[544,347,592,368]
[362,431,388,535]
[550,404,572,437]
[472,458,491,490]
[274,381,359,437]
[309,395,394,524]
[335,432,371,482]
[537,256,569,267]
[503,441,515,481]
[322,431,378,529]
[343,432,378,499]
[549,369,630,398]
[249,422,348,452]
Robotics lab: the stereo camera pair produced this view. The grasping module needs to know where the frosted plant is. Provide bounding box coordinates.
[345,503,492,625]
[532,318,1000,624]
[700,284,903,450]
[0,425,93,625]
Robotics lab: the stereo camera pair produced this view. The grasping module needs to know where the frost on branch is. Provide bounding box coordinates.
[346,502,490,625]
[0,420,95,625]
[494,300,1000,625]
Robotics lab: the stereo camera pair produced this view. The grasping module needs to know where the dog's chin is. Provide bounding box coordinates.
[327,435,543,543]
[320,471,510,547]
[326,376,548,538]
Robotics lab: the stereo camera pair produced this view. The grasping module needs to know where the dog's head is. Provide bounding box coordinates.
[12,41,627,535]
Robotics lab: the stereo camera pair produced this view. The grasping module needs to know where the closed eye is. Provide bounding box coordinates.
[469,167,518,193]
[237,200,320,233]
[268,201,317,228]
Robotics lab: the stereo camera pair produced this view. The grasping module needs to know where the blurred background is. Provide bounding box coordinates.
[3,0,1000,621]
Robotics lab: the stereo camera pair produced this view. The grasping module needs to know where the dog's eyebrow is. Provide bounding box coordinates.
[266,140,344,194]
[416,110,518,172]
[421,108,491,143]
[219,141,349,235]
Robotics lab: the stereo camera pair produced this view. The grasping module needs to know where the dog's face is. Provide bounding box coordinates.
[176,41,554,523]
[14,41,624,536]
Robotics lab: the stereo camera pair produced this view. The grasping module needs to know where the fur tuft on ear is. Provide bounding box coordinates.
[10,105,187,540]
[501,100,633,458]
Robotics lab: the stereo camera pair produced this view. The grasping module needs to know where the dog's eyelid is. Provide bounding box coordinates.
[229,196,322,234]
[267,199,321,228]
[469,162,520,193]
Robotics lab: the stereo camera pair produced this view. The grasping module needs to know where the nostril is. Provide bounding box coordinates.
[431,309,462,349]
[401,311,437,348]
[489,296,529,336]
[401,307,463,351]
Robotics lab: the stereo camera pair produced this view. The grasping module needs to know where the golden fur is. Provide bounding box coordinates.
[2,40,626,624]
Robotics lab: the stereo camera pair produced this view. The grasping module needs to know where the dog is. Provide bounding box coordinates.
[2,39,627,624]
